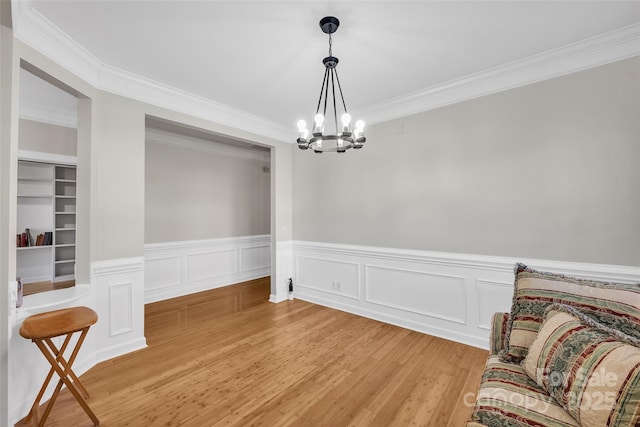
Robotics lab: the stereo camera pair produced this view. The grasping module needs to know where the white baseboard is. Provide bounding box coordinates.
[269,293,288,303]
[291,241,640,350]
[297,291,487,349]
[144,235,271,303]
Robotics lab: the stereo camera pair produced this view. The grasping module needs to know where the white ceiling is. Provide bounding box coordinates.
[12,1,640,141]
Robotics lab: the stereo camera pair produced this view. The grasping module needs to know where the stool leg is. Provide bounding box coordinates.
[24,334,72,425]
[58,328,92,400]
[45,335,91,399]
[36,375,65,427]
[27,334,73,425]
[32,329,100,426]
[37,335,84,426]
[24,360,55,424]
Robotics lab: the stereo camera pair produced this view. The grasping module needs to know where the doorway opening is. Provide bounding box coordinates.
[143,116,272,306]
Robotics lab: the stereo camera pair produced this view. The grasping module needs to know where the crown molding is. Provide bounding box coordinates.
[99,65,291,143]
[13,2,640,141]
[355,23,640,125]
[12,0,102,87]
[146,128,270,164]
[12,1,292,143]
[19,98,77,128]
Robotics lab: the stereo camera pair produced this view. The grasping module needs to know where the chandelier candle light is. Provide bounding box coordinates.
[297,16,366,153]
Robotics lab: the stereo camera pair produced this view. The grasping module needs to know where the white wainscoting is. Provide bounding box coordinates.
[271,240,293,303]
[91,257,147,362]
[145,235,271,303]
[291,241,640,350]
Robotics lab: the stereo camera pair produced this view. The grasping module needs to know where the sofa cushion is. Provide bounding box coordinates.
[523,304,640,427]
[501,263,640,362]
[489,312,510,356]
[466,355,580,427]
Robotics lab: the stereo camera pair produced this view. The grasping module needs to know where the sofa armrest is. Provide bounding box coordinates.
[489,312,510,355]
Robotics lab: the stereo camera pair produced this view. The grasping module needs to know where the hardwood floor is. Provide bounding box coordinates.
[18,277,488,426]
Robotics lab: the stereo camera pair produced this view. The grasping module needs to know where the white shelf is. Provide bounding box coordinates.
[55,179,76,183]
[56,228,76,231]
[18,178,51,183]
[17,246,52,251]
[55,243,75,248]
[55,259,74,265]
[55,212,76,215]
[17,195,53,198]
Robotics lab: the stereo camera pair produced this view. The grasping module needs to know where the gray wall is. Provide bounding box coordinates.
[145,139,270,243]
[18,118,77,156]
[293,57,640,266]
[92,91,146,261]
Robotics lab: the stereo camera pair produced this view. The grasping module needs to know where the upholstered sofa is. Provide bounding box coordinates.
[466,263,640,427]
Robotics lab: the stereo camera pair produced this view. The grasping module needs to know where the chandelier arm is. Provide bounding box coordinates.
[333,68,348,113]
[315,67,329,114]
[330,69,338,135]
[323,67,330,119]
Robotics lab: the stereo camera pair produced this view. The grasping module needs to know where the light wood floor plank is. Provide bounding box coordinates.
[17,277,487,426]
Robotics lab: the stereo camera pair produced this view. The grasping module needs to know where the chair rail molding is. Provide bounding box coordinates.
[290,240,640,350]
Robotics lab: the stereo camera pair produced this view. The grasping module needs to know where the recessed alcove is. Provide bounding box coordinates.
[16,61,91,301]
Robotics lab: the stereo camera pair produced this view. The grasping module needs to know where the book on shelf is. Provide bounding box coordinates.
[25,228,34,246]
[17,230,53,247]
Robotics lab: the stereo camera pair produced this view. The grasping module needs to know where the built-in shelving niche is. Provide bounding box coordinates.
[17,160,77,292]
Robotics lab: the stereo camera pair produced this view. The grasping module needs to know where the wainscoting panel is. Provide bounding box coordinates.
[291,241,640,350]
[109,281,133,336]
[476,279,514,330]
[145,235,271,303]
[241,245,271,272]
[187,249,236,283]
[365,265,466,324]
[145,256,181,290]
[296,256,360,300]
[92,257,147,362]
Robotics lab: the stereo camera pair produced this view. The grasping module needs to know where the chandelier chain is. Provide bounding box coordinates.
[329,33,333,57]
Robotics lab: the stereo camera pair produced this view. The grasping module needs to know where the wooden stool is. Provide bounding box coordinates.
[19,306,100,426]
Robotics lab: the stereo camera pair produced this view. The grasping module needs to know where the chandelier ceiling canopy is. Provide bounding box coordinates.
[296,16,366,153]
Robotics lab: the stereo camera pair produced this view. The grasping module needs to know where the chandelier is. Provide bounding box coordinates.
[296,16,366,153]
